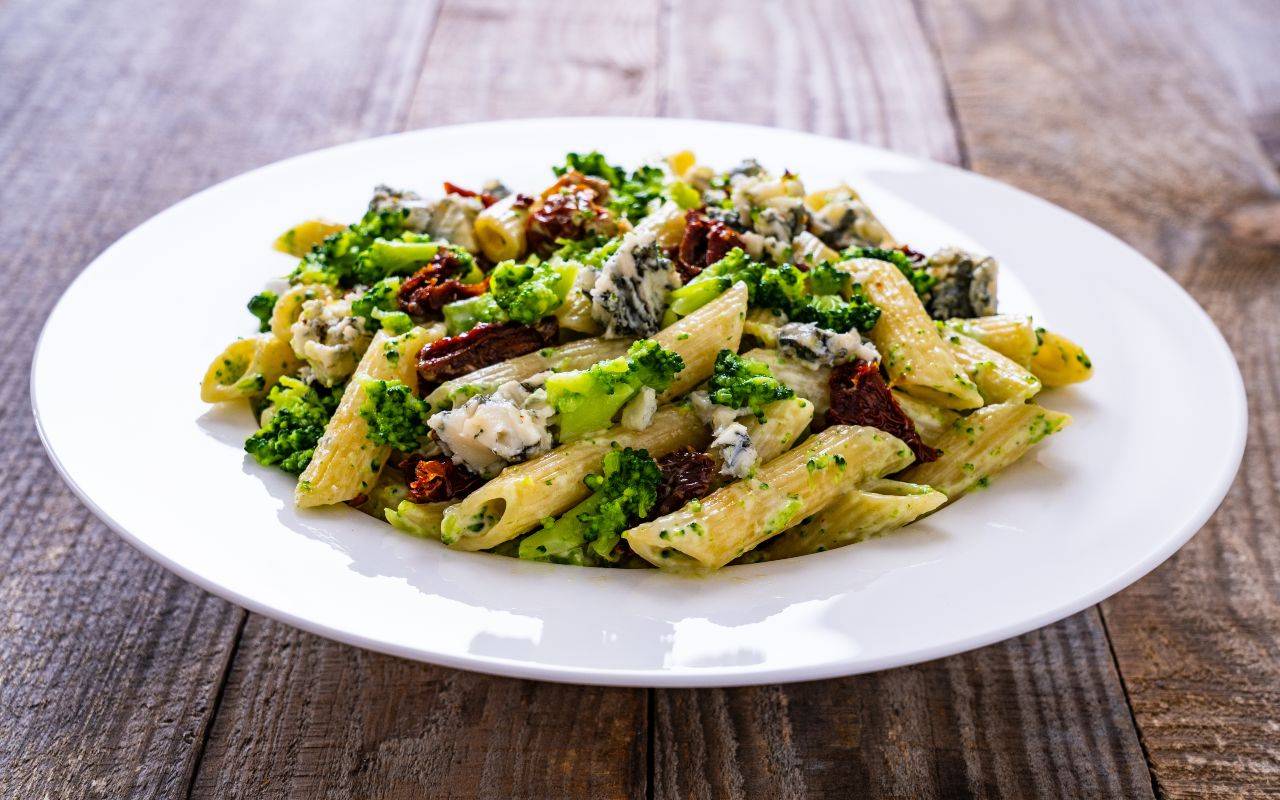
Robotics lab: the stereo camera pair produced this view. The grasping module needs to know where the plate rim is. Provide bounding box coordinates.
[30,117,1248,686]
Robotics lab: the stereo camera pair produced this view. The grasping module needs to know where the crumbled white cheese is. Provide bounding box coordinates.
[806,186,893,249]
[424,193,483,253]
[776,322,879,368]
[289,295,372,387]
[428,379,555,477]
[620,386,658,431]
[709,422,758,479]
[730,174,808,239]
[590,227,676,338]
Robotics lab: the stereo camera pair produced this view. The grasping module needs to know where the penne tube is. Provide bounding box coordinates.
[1030,329,1093,387]
[201,334,301,403]
[295,325,441,508]
[385,499,450,539]
[756,478,947,560]
[440,404,710,551]
[624,424,914,572]
[943,331,1042,404]
[944,315,1037,367]
[792,231,840,267]
[891,390,960,447]
[653,282,747,401]
[635,199,689,249]
[474,194,530,262]
[901,401,1071,501]
[743,396,814,464]
[424,336,632,410]
[847,258,983,410]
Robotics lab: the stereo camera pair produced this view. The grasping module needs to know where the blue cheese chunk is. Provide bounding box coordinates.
[289,294,372,387]
[620,386,658,431]
[590,228,676,338]
[922,246,998,319]
[427,379,554,477]
[776,322,879,368]
[690,390,759,479]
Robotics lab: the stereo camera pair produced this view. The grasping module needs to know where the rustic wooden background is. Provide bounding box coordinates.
[2,0,1277,797]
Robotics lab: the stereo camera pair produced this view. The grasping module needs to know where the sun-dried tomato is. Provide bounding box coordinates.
[443,181,498,208]
[407,457,482,503]
[827,361,940,463]
[651,447,717,518]
[399,250,488,316]
[676,211,743,282]
[525,171,620,255]
[417,317,558,385]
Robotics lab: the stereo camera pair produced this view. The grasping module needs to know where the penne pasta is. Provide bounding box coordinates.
[943,330,1042,404]
[635,199,689,249]
[439,404,710,551]
[944,315,1037,367]
[847,258,983,410]
[743,396,814,464]
[201,334,301,403]
[902,401,1071,501]
[385,499,450,539]
[473,194,530,262]
[756,478,947,560]
[624,424,915,572]
[295,325,441,508]
[792,231,841,267]
[425,336,632,410]
[1030,329,1093,387]
[653,282,747,400]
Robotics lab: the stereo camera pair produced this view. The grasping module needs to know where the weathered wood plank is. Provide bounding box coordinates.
[0,0,438,797]
[653,2,1155,798]
[656,611,1153,799]
[920,0,1280,796]
[190,617,647,800]
[189,2,661,798]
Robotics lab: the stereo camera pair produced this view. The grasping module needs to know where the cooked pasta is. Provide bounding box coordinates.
[205,149,1089,572]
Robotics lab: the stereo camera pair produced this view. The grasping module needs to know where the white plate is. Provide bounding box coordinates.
[32,118,1245,687]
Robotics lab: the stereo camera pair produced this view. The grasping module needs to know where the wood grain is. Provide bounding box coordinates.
[920,0,1280,796]
[0,0,437,797]
[654,3,1154,797]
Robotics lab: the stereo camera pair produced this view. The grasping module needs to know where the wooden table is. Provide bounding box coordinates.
[3,0,1277,797]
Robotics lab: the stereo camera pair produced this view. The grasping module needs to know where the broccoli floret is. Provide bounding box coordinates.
[545,340,685,440]
[552,236,621,269]
[247,291,278,332]
[845,246,937,296]
[789,291,882,333]
[489,258,577,324]
[666,181,702,210]
[350,278,412,334]
[808,262,849,295]
[244,377,340,474]
[442,293,507,335]
[756,263,808,310]
[553,151,666,222]
[289,208,411,287]
[707,349,794,422]
[359,379,430,451]
[518,446,661,563]
[357,236,481,287]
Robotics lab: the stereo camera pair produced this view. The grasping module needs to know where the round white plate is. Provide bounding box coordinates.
[32,118,1245,687]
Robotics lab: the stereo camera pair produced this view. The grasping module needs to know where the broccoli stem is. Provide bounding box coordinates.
[519,495,606,562]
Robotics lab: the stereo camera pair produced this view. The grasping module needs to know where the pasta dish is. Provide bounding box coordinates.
[201,151,1092,572]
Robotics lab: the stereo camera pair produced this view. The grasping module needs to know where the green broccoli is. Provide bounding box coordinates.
[789,291,881,333]
[553,151,666,222]
[666,181,702,210]
[247,291,278,332]
[552,235,621,269]
[519,446,661,564]
[489,258,577,324]
[357,236,481,287]
[351,278,412,334]
[808,262,849,295]
[442,293,507,335]
[244,377,341,474]
[844,246,937,296]
[707,349,794,422]
[289,208,411,287]
[359,379,430,451]
[545,340,685,441]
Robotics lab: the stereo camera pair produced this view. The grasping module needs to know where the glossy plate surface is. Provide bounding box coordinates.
[31,118,1246,686]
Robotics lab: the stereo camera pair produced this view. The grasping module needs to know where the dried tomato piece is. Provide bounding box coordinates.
[676,211,743,282]
[827,361,940,463]
[651,446,717,518]
[399,250,488,316]
[407,457,482,503]
[417,317,558,385]
[525,171,620,255]
[443,181,498,208]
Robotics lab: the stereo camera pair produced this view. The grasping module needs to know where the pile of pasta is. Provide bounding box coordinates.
[201,152,1091,573]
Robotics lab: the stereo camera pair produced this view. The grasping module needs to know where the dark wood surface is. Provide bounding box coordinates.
[1,0,1275,797]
